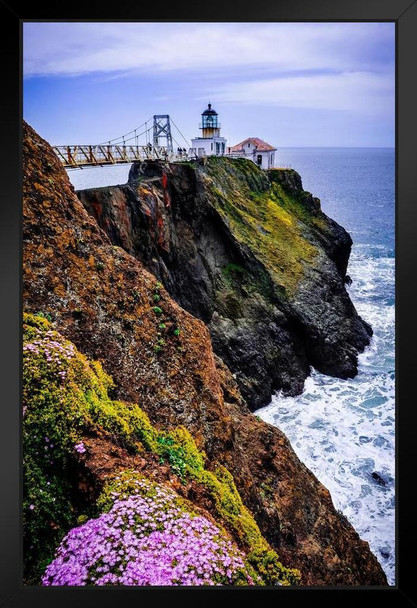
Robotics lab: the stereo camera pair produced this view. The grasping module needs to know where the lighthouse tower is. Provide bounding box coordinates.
[191,103,227,157]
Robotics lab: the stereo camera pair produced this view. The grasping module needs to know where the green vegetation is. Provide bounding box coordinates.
[222,263,247,280]
[205,157,320,297]
[97,470,300,586]
[34,311,52,322]
[247,548,301,586]
[96,469,197,515]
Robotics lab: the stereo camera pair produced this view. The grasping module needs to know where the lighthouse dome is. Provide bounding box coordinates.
[202,103,218,116]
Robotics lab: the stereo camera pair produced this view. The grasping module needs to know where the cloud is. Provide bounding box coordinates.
[212,71,394,116]
[23,22,394,78]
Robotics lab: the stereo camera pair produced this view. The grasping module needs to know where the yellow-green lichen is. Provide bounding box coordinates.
[204,158,320,297]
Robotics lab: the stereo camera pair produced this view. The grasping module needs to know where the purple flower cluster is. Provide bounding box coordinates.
[42,480,253,586]
[23,330,76,383]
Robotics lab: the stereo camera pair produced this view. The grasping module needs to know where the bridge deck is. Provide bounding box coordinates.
[53,144,188,168]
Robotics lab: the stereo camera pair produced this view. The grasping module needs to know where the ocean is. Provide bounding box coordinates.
[66,147,396,585]
[257,147,396,585]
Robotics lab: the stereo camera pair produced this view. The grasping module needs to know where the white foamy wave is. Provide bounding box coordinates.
[256,246,395,584]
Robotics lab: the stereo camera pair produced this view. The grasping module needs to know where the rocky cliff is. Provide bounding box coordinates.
[23,121,386,585]
[78,157,371,409]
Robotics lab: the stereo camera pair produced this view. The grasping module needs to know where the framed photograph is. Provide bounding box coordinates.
[1,1,416,606]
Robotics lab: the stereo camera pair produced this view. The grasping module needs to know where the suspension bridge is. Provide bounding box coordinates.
[53,115,192,169]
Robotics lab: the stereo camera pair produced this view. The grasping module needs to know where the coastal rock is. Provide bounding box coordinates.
[23,121,386,585]
[78,157,371,410]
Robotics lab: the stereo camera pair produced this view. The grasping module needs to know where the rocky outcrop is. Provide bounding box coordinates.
[78,157,371,410]
[23,121,386,585]
[23,313,298,586]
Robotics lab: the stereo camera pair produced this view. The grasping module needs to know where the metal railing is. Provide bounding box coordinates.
[53,145,189,168]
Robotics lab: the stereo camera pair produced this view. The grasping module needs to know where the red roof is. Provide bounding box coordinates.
[229,137,276,152]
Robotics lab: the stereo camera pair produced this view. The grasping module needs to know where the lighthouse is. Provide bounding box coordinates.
[190,103,227,157]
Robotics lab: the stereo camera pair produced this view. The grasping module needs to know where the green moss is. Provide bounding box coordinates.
[222,263,247,279]
[204,157,320,298]
[96,469,198,517]
[268,181,327,232]
[156,427,205,480]
[199,466,260,546]
[247,548,301,586]
[23,312,300,586]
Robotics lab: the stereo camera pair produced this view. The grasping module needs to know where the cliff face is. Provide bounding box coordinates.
[23,121,386,585]
[23,313,298,586]
[78,157,371,410]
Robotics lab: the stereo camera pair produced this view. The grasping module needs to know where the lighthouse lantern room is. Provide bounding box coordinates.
[191,103,227,157]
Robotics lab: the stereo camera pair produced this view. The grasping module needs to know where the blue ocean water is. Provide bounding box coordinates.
[67,148,395,584]
[257,147,395,585]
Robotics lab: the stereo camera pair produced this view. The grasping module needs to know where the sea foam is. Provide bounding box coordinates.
[256,248,395,584]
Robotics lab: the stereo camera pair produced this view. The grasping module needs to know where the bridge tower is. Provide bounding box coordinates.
[153,115,173,154]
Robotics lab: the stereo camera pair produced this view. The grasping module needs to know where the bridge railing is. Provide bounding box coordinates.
[53,144,174,168]
[54,144,193,168]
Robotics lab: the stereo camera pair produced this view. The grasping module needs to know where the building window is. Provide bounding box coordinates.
[248,143,251,148]
[211,143,213,150]
[257,155,262,166]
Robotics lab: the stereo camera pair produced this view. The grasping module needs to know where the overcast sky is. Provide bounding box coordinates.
[23,22,395,149]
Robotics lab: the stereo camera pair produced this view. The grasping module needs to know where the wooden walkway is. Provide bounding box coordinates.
[53,144,188,168]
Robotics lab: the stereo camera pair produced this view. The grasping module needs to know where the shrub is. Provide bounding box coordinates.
[42,477,254,587]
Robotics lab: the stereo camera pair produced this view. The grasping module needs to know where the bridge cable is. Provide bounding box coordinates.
[170,117,191,149]
[97,116,153,145]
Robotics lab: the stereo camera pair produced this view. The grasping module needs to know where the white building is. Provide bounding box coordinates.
[228,137,276,169]
[190,103,227,157]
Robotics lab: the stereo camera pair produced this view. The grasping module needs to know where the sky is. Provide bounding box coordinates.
[23,22,395,149]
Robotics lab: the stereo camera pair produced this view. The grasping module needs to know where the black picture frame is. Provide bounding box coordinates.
[1,1,416,606]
